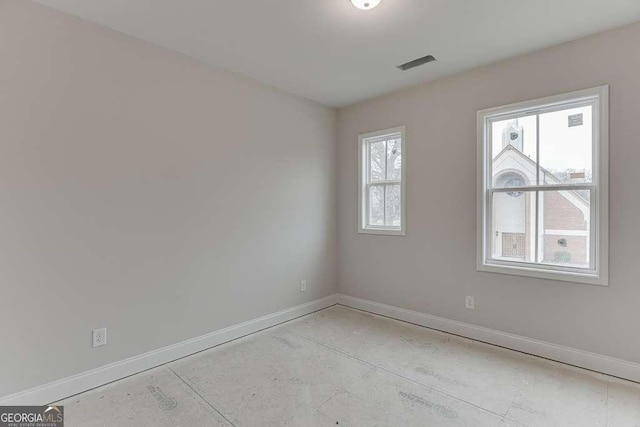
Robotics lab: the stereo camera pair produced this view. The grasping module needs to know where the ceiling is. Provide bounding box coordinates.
[34,0,640,107]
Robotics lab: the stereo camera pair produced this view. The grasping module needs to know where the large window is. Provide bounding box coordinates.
[477,86,608,285]
[358,127,406,235]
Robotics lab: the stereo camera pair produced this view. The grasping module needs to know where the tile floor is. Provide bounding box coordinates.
[57,305,640,426]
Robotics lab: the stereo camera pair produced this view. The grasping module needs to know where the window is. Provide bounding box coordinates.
[477,86,609,285]
[358,126,406,235]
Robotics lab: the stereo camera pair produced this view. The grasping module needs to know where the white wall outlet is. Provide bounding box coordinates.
[465,296,475,310]
[300,280,307,292]
[92,328,107,348]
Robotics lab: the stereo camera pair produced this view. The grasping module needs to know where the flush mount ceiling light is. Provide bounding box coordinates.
[350,0,382,10]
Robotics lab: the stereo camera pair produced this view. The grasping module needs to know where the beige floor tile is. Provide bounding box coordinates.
[56,366,231,427]
[288,306,525,415]
[505,358,609,427]
[168,328,374,426]
[53,306,636,427]
[320,367,509,426]
[606,378,640,427]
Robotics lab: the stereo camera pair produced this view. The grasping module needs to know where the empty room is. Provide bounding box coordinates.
[2,0,640,425]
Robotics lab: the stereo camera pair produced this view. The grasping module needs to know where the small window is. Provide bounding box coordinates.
[358,127,406,235]
[477,86,609,285]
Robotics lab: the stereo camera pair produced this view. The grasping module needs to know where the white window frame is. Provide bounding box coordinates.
[358,126,406,236]
[477,86,609,286]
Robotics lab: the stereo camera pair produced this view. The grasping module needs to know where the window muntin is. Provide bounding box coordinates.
[359,127,406,235]
[478,86,608,285]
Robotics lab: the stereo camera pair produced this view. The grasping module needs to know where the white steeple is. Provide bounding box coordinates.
[502,120,524,152]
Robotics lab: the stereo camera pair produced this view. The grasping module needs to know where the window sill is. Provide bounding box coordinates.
[358,227,406,236]
[477,262,608,286]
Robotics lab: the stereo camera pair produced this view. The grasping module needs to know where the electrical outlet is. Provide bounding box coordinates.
[92,328,107,348]
[465,296,475,310]
[300,280,307,292]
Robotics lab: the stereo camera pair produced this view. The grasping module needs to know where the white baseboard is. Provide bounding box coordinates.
[0,294,338,406]
[336,294,640,383]
[4,292,637,406]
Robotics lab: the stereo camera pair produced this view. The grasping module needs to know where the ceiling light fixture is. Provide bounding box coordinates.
[350,0,382,10]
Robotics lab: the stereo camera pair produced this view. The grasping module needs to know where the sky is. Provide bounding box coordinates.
[491,105,593,174]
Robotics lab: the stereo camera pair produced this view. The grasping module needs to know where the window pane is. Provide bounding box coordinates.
[539,190,591,268]
[385,184,401,227]
[369,186,384,226]
[386,138,402,181]
[369,141,386,182]
[494,172,528,196]
[539,105,593,185]
[491,191,536,262]
[491,115,537,188]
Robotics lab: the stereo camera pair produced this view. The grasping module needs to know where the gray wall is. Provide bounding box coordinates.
[0,1,337,397]
[338,22,640,364]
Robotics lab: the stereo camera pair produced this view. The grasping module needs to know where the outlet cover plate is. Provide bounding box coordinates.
[92,328,107,348]
[465,296,475,310]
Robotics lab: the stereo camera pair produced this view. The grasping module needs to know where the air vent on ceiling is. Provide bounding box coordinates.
[397,55,437,71]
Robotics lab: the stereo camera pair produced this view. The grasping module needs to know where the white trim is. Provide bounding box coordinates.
[358,227,406,236]
[477,85,609,286]
[544,229,589,237]
[336,294,640,383]
[478,262,604,286]
[5,292,639,405]
[358,126,406,236]
[0,295,338,406]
